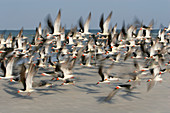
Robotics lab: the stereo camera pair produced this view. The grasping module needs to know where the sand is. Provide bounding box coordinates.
[0,59,170,113]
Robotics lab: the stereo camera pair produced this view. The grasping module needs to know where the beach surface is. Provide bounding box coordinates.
[0,59,170,113]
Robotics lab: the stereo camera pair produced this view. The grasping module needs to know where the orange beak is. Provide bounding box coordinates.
[73,56,77,59]
[41,73,46,76]
[147,79,151,82]
[141,69,145,72]
[10,79,13,82]
[116,86,120,89]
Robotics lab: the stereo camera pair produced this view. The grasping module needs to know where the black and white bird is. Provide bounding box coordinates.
[104,84,132,101]
[17,62,38,94]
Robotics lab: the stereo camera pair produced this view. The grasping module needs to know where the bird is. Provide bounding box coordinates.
[60,79,75,86]
[96,63,117,84]
[17,62,38,94]
[79,12,92,35]
[0,56,18,80]
[98,11,112,36]
[147,66,163,92]
[104,84,132,101]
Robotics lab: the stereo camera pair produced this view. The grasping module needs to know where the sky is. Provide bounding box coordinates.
[0,0,170,30]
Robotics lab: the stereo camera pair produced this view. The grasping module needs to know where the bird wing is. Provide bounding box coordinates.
[104,89,119,101]
[98,64,105,81]
[79,17,84,32]
[124,47,132,61]
[147,80,155,92]
[133,59,140,70]
[46,14,54,34]
[20,63,26,90]
[53,9,61,35]
[5,56,15,77]
[26,63,35,90]
[103,11,112,34]
[99,13,104,33]
[38,22,42,36]
[17,27,23,38]
[84,12,91,33]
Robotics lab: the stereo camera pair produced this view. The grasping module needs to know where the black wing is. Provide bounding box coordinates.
[46,14,54,34]
[98,65,104,81]
[99,13,104,33]
[79,17,84,32]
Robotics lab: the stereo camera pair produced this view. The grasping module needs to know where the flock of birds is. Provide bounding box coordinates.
[0,10,170,101]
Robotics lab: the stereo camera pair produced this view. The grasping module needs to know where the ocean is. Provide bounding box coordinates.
[0,29,160,40]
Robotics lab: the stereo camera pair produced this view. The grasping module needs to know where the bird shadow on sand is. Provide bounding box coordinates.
[73,77,86,82]
[7,81,19,85]
[75,85,101,94]
[88,70,97,73]
[73,67,83,70]
[95,96,116,104]
[3,84,33,99]
[36,88,68,96]
[85,83,102,88]
[118,91,142,101]
[96,90,142,104]
[73,72,92,76]
[118,62,132,66]
[35,84,69,96]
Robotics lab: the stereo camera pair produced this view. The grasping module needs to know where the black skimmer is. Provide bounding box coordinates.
[5,33,13,48]
[147,66,163,92]
[0,56,17,80]
[60,79,75,86]
[96,63,119,84]
[104,84,132,101]
[98,11,112,36]
[18,62,38,94]
[79,12,92,35]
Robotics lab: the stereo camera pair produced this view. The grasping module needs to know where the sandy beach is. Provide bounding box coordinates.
[0,58,169,113]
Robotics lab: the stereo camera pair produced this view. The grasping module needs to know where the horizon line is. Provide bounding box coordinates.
[0,28,162,31]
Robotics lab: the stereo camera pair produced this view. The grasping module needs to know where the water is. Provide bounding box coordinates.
[0,29,160,40]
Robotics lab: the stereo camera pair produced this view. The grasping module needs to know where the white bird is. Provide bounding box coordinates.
[79,12,92,35]
[147,66,163,92]
[18,62,38,94]
[98,11,112,35]
[104,84,132,101]
[0,56,16,80]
